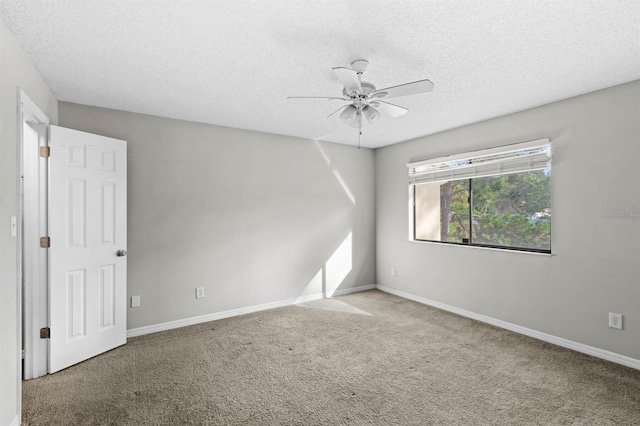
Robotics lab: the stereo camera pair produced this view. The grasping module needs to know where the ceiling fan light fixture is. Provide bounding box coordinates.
[287,60,434,145]
[340,105,358,123]
[363,105,380,123]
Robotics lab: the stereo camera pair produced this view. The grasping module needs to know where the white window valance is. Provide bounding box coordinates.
[407,138,551,185]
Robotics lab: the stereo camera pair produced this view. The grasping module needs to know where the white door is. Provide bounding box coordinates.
[49,125,127,373]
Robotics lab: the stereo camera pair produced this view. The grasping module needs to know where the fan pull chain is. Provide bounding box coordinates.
[358,72,363,150]
[358,109,362,149]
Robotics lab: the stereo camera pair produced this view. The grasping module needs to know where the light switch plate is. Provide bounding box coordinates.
[196,287,205,299]
[131,296,141,308]
[10,216,17,237]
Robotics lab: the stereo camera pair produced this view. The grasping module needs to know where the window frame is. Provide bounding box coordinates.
[408,139,552,255]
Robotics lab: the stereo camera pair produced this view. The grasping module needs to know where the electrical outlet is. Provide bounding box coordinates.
[391,267,396,276]
[196,287,205,299]
[609,312,622,330]
[131,296,141,308]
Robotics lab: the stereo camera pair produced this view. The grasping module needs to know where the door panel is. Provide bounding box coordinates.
[49,125,127,373]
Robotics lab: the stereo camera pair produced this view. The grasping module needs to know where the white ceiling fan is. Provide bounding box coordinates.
[288,59,434,147]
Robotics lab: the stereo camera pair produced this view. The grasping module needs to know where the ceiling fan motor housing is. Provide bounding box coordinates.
[343,81,376,98]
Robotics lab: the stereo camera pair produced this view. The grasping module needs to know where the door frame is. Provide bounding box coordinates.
[17,89,50,386]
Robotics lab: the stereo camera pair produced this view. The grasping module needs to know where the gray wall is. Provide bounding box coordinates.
[376,80,640,360]
[59,102,376,330]
[0,18,58,426]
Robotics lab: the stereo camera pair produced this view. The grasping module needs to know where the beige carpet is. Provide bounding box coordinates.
[23,290,640,425]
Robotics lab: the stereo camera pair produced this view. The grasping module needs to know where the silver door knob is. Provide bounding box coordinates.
[116,249,127,257]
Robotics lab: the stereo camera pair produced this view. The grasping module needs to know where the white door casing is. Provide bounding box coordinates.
[49,125,127,373]
[19,90,50,380]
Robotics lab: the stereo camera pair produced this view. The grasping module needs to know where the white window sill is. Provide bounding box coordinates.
[408,238,553,256]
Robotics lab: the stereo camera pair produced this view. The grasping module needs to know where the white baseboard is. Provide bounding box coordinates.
[376,285,640,371]
[127,284,376,338]
[10,414,20,426]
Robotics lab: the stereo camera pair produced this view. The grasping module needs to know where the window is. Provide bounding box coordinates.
[409,139,551,253]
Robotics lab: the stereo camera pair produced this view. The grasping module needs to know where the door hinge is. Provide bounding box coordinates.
[40,327,50,339]
[39,146,50,158]
[40,236,50,248]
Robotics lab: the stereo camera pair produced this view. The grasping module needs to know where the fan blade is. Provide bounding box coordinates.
[369,100,408,117]
[333,67,363,94]
[371,79,434,100]
[287,96,347,101]
[327,105,348,119]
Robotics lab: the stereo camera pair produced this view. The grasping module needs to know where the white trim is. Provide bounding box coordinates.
[408,238,553,256]
[127,284,376,338]
[19,89,49,124]
[10,414,21,426]
[18,89,50,382]
[376,285,640,371]
[407,185,414,243]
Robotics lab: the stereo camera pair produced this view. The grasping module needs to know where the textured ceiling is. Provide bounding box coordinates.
[1,1,639,148]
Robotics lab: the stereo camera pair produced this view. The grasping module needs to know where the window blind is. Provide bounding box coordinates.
[407,138,551,185]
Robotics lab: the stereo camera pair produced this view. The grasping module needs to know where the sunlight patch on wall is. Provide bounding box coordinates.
[325,233,352,295]
[297,269,323,301]
[333,170,355,205]
[314,139,356,204]
[296,232,353,301]
[313,139,332,165]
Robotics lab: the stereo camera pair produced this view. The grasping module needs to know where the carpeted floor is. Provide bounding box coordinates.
[23,290,640,425]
